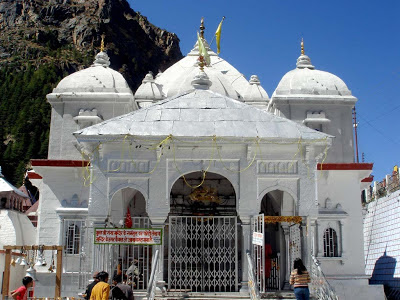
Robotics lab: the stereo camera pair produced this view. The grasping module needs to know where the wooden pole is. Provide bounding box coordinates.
[55,247,63,298]
[2,249,11,300]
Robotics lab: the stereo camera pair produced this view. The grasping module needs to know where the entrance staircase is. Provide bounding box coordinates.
[141,291,317,300]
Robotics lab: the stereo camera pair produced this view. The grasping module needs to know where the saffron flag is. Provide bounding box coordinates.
[125,207,132,228]
[197,32,210,66]
[215,17,225,54]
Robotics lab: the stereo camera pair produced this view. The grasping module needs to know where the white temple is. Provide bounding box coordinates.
[26,24,384,299]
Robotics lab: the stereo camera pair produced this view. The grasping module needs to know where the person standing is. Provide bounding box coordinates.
[111,274,134,300]
[11,276,33,300]
[84,271,99,300]
[90,271,110,300]
[289,258,311,300]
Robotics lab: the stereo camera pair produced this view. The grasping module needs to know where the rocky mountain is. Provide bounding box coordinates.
[0,0,183,185]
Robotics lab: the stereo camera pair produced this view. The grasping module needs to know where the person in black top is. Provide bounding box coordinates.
[84,271,99,300]
[111,274,134,300]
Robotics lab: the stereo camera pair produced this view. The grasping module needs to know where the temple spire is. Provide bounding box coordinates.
[100,34,105,52]
[301,38,305,55]
[200,18,205,38]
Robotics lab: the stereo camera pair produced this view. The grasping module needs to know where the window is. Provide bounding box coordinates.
[323,228,338,257]
[64,219,84,255]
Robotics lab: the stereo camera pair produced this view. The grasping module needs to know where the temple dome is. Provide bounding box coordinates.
[52,51,132,94]
[155,39,258,101]
[274,53,352,97]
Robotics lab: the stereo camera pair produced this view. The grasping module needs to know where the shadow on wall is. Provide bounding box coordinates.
[370,251,400,300]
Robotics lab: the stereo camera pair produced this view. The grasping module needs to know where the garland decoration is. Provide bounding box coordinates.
[264,216,302,224]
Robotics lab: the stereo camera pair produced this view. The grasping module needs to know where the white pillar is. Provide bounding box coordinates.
[240,216,251,294]
[149,216,167,294]
[282,224,290,289]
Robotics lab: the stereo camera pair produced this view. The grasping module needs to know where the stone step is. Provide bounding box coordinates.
[151,291,301,300]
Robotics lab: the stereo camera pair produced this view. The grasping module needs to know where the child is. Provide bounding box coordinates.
[11,276,33,300]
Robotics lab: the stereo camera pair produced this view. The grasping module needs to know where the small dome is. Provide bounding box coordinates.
[274,53,352,97]
[134,72,163,109]
[242,75,269,106]
[52,51,132,94]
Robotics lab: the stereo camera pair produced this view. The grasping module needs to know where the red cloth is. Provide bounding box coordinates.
[125,207,132,228]
[265,244,272,278]
[13,285,27,300]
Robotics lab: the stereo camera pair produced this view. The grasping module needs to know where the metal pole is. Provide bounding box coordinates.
[353,106,359,163]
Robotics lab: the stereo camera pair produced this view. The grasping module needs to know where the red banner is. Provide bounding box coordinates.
[94,228,162,245]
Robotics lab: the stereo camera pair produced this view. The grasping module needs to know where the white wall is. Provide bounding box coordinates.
[0,210,36,292]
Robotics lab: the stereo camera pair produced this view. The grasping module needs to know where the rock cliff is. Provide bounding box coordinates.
[0,0,183,184]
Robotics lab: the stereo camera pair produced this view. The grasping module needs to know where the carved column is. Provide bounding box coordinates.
[240,217,251,294]
[310,218,318,256]
[282,224,291,289]
[149,216,167,294]
[339,220,344,258]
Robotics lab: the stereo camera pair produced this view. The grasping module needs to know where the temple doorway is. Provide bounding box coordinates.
[256,189,299,291]
[167,171,238,292]
[94,187,152,291]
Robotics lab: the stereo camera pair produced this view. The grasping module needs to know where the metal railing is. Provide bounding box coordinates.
[146,249,159,300]
[310,255,339,300]
[366,171,400,202]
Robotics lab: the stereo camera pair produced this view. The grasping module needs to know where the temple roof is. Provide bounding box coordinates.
[75,72,329,142]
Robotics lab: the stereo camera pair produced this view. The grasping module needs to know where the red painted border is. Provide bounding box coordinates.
[361,176,374,183]
[31,159,90,167]
[27,172,43,179]
[317,163,373,171]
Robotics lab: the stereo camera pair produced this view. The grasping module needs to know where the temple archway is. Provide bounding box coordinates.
[98,187,151,291]
[167,171,239,292]
[259,189,297,290]
[169,171,237,216]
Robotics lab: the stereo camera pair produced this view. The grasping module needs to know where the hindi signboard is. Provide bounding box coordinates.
[252,231,264,246]
[94,228,162,245]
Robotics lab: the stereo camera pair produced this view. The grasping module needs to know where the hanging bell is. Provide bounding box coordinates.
[10,257,16,267]
[35,256,43,267]
[20,257,27,266]
[15,256,22,264]
[26,266,38,281]
[41,256,47,266]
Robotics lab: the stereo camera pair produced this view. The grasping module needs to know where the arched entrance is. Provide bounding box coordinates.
[255,189,300,291]
[167,172,239,292]
[94,187,152,291]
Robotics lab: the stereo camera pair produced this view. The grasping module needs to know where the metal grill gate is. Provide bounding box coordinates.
[93,217,152,290]
[289,224,302,269]
[168,216,238,292]
[251,214,281,292]
[251,214,265,292]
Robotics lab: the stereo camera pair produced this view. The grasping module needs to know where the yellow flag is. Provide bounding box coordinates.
[215,17,225,54]
[197,32,210,66]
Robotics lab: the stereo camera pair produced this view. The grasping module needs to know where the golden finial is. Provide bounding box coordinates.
[100,34,105,52]
[301,38,305,55]
[200,18,205,39]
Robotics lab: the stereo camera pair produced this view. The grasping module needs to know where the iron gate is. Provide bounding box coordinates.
[251,214,265,292]
[251,214,281,292]
[93,217,152,290]
[168,216,238,292]
[289,223,302,271]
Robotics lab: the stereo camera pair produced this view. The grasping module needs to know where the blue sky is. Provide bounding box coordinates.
[128,0,400,181]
